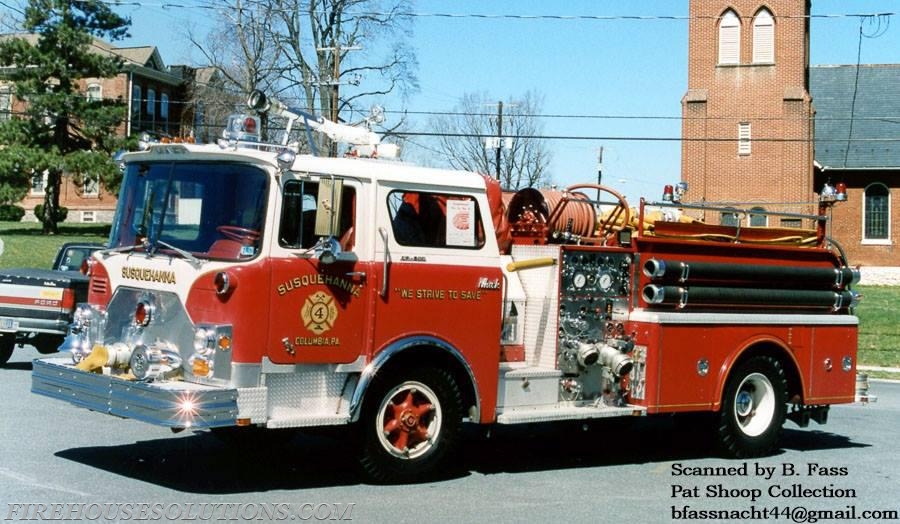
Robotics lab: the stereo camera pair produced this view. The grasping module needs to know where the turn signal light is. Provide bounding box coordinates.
[192,358,210,377]
[215,271,237,296]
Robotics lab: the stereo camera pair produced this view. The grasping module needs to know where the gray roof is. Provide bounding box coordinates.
[811,64,900,169]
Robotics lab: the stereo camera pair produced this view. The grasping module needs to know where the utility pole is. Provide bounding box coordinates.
[596,146,604,201]
[597,146,604,186]
[495,100,503,180]
[316,44,361,156]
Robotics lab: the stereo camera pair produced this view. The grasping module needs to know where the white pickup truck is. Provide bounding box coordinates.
[0,242,102,365]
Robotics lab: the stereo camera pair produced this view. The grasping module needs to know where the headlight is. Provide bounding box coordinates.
[190,324,232,378]
[193,327,216,356]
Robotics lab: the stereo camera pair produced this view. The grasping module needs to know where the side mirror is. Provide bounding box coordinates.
[315,236,357,265]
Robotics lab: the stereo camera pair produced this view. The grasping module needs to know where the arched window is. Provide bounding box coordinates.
[864,183,890,242]
[753,8,775,63]
[749,206,768,227]
[720,209,740,227]
[719,10,741,65]
[0,86,11,121]
[160,93,169,133]
[131,85,141,128]
[86,83,102,102]
[147,88,156,126]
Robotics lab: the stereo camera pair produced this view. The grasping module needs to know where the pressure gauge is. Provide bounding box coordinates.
[598,272,613,292]
[573,273,587,289]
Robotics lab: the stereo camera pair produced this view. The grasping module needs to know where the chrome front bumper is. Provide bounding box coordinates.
[32,358,238,428]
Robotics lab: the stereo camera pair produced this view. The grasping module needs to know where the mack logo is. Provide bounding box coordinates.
[121,266,177,284]
[477,277,501,290]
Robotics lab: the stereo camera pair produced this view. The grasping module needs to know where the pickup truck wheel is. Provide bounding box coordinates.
[0,335,15,366]
[360,367,463,483]
[33,335,64,354]
[716,356,787,458]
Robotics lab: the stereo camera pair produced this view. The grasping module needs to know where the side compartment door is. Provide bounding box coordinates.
[267,177,373,364]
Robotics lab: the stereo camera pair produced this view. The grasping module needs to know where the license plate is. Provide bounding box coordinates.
[0,317,18,332]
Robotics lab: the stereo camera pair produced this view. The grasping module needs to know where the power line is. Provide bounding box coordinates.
[64,1,896,22]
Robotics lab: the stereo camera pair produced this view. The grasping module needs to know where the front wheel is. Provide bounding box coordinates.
[359,366,463,483]
[716,356,787,458]
[0,335,15,366]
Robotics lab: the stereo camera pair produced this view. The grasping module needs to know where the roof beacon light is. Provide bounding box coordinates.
[222,114,260,142]
[835,182,847,202]
[662,185,674,202]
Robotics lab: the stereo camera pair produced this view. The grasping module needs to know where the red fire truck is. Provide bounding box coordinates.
[33,91,864,482]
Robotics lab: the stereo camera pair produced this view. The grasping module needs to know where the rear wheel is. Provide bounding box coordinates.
[360,366,463,483]
[33,335,64,355]
[0,335,15,366]
[716,356,787,458]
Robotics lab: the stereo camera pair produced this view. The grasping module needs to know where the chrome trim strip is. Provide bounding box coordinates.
[629,309,859,326]
[347,335,480,423]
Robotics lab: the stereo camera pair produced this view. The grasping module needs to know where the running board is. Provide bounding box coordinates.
[496,404,645,424]
[266,414,350,429]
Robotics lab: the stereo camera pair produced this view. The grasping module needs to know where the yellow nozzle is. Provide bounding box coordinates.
[74,344,110,373]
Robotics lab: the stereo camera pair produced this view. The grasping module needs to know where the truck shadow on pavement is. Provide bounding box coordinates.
[1,361,33,371]
[54,416,869,493]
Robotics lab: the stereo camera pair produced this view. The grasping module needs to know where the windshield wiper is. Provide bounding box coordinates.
[99,239,202,269]
[154,239,203,269]
[99,240,149,257]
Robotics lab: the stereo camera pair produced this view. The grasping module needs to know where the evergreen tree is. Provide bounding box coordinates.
[0,0,130,233]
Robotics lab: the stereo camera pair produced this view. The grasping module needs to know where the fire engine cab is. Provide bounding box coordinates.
[33,91,864,483]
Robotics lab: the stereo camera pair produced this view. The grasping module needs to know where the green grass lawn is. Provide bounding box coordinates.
[0,222,110,269]
[0,221,896,371]
[856,285,900,370]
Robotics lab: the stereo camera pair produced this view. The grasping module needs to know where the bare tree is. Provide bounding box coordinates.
[187,0,282,142]
[192,0,416,154]
[430,91,552,191]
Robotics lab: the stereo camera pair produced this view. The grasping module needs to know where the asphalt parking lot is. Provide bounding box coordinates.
[2,345,898,523]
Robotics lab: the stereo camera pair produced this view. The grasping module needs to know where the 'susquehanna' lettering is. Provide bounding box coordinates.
[121,266,177,284]
[277,274,362,298]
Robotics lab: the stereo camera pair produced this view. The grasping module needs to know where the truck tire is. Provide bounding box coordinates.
[716,355,787,458]
[0,335,15,366]
[33,335,64,354]
[359,366,463,483]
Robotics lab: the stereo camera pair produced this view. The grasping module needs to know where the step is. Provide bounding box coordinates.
[496,403,646,425]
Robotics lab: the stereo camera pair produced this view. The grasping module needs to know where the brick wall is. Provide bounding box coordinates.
[682,0,815,225]
[819,172,900,266]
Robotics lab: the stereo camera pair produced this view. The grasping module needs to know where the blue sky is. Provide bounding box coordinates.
[101,1,900,202]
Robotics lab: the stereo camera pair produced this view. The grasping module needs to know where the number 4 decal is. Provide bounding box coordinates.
[301,291,339,334]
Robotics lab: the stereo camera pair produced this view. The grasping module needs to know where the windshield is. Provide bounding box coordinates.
[109,161,268,260]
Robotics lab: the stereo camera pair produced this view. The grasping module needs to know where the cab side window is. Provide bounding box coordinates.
[388,190,484,249]
[279,180,356,249]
